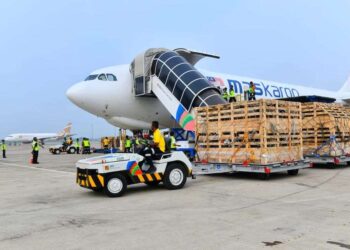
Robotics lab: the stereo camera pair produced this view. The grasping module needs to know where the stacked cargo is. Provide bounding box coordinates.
[302,102,350,156]
[195,99,303,165]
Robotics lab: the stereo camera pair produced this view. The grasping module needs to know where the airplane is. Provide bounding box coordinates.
[66,48,350,131]
[4,123,73,144]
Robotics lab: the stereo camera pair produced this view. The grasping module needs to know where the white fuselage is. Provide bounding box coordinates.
[5,133,59,143]
[66,64,345,130]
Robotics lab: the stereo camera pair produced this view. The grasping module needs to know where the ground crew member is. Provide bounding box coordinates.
[103,137,110,154]
[82,138,91,154]
[140,121,166,173]
[1,139,7,158]
[32,137,40,164]
[66,137,72,145]
[229,86,236,103]
[222,87,229,101]
[170,131,177,151]
[75,138,80,154]
[125,136,131,153]
[249,81,256,100]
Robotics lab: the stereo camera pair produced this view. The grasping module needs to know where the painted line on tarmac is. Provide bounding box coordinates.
[0,161,75,175]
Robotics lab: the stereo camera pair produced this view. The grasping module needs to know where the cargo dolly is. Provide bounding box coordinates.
[192,160,310,179]
[304,154,350,168]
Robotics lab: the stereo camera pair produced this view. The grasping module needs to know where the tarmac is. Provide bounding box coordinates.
[0,145,350,250]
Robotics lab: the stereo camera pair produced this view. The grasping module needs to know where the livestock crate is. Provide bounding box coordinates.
[195,99,303,165]
[302,102,350,156]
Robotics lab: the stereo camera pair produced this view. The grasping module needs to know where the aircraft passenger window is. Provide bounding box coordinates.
[107,74,117,81]
[85,74,98,81]
[98,74,107,81]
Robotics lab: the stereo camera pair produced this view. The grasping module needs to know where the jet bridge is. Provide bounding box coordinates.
[130,48,226,131]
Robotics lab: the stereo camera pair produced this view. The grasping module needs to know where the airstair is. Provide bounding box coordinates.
[130,48,226,131]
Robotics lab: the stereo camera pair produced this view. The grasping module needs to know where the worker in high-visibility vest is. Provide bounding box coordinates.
[249,81,256,100]
[222,87,229,101]
[102,137,110,154]
[1,139,7,158]
[82,138,91,154]
[31,137,40,164]
[170,131,177,151]
[229,86,236,103]
[75,138,80,154]
[125,136,131,153]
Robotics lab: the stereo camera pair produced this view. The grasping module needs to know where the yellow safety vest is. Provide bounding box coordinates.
[222,92,228,100]
[125,139,131,148]
[170,136,176,149]
[75,141,80,147]
[83,140,90,147]
[1,144,6,150]
[229,89,235,97]
[32,141,39,151]
[249,86,255,93]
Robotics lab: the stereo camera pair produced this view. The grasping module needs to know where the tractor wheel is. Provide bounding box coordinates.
[163,163,187,190]
[54,149,61,155]
[104,174,127,197]
[68,147,76,154]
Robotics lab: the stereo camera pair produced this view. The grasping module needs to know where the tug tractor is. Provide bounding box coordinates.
[49,144,77,155]
[76,151,193,197]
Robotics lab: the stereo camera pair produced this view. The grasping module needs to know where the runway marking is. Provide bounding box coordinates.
[0,161,75,175]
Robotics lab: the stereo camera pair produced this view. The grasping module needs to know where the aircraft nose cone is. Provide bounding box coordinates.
[66,83,83,105]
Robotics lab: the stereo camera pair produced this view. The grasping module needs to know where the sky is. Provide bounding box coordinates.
[0,0,349,138]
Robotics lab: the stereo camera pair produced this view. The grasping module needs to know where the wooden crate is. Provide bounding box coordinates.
[195,99,303,165]
[302,102,350,156]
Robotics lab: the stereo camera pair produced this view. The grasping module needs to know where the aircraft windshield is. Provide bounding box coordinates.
[85,74,98,81]
[84,73,117,81]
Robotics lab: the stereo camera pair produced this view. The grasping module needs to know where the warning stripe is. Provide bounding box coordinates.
[145,174,153,181]
[137,175,145,182]
[77,173,104,188]
[134,173,163,184]
[88,176,96,188]
[154,173,161,181]
[97,175,104,187]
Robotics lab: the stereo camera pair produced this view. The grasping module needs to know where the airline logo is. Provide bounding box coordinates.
[207,76,225,87]
[207,76,300,98]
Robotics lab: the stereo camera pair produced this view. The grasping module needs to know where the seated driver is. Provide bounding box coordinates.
[140,121,165,173]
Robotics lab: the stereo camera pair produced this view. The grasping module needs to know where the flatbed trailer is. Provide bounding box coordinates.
[304,155,350,167]
[192,160,311,179]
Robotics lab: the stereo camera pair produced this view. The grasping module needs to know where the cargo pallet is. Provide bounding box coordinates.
[304,155,350,167]
[192,160,310,179]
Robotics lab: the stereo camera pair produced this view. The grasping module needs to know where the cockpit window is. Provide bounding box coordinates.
[85,74,98,81]
[98,74,107,81]
[107,74,117,81]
